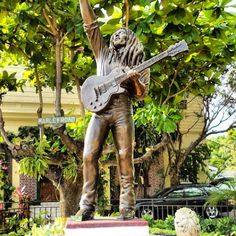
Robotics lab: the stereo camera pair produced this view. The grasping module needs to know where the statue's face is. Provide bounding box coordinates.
[112,28,127,49]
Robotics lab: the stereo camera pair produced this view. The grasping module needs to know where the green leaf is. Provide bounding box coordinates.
[129,8,143,20]
[107,5,114,16]
[90,0,104,5]
[185,52,200,63]
[100,19,121,34]
[163,119,177,133]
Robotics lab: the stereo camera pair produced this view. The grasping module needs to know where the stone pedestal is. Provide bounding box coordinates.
[65,217,149,236]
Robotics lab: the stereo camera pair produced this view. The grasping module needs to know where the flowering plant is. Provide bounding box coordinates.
[13,186,31,219]
[0,202,4,209]
[0,155,15,207]
[0,159,8,171]
[14,186,31,207]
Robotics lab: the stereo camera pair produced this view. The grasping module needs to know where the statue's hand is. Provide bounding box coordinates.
[127,69,141,82]
[125,68,145,98]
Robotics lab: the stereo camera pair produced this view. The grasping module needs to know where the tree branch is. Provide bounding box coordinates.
[134,138,167,164]
[125,0,129,28]
[0,94,15,150]
[55,125,83,160]
[163,78,195,105]
[42,9,57,36]
[40,25,54,35]
[75,78,85,117]
[102,144,116,155]
[55,37,62,117]
[34,64,44,140]
[102,137,168,166]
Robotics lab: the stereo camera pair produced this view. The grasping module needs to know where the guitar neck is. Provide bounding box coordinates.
[117,50,168,85]
[135,50,168,73]
[115,40,188,85]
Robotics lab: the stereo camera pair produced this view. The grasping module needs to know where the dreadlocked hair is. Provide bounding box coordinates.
[109,27,145,68]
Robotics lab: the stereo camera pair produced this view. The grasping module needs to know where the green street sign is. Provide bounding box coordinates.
[38,116,76,125]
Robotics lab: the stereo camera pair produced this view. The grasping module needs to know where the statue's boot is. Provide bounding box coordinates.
[76,208,95,221]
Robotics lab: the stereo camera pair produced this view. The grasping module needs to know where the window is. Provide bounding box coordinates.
[184,187,204,198]
[166,189,185,198]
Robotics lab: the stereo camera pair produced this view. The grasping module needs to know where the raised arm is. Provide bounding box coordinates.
[79,0,96,25]
[79,0,105,61]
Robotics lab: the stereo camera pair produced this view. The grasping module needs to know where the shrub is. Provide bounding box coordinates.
[29,218,64,236]
[200,217,235,235]
[215,217,234,235]
[143,213,156,228]
[145,214,175,235]
[150,227,176,235]
[146,214,235,235]
[1,217,30,236]
[200,218,217,233]
[165,215,175,230]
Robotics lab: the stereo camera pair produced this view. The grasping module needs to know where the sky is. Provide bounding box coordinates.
[227,0,236,12]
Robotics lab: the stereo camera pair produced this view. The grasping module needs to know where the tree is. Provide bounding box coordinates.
[131,0,236,185]
[207,129,236,178]
[0,0,235,217]
[0,0,92,216]
[165,64,236,185]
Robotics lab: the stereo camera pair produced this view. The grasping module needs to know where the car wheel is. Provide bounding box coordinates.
[141,208,153,218]
[205,206,219,218]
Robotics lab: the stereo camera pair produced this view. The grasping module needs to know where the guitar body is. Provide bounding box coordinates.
[81,68,126,113]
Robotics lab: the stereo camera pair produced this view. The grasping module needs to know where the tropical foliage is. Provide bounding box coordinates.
[207,129,236,177]
[0,0,235,214]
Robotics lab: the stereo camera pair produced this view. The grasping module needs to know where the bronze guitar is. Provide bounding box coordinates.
[81,40,188,113]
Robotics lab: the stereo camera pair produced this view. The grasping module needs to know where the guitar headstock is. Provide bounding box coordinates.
[167,40,189,57]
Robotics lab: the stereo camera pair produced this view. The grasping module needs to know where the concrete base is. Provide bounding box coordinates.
[65,217,149,236]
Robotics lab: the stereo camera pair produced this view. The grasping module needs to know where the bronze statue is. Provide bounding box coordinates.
[77,0,150,221]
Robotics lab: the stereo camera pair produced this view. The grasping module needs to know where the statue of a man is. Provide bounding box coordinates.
[77,0,150,221]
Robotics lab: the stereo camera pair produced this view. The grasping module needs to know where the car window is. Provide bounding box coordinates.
[166,189,184,198]
[204,186,217,193]
[153,188,171,198]
[216,180,236,191]
[184,187,204,197]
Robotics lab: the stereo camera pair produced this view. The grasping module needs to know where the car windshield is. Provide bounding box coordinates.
[184,187,204,197]
[167,189,185,198]
[152,188,171,198]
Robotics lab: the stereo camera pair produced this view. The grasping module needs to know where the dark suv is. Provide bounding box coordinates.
[135,184,233,219]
